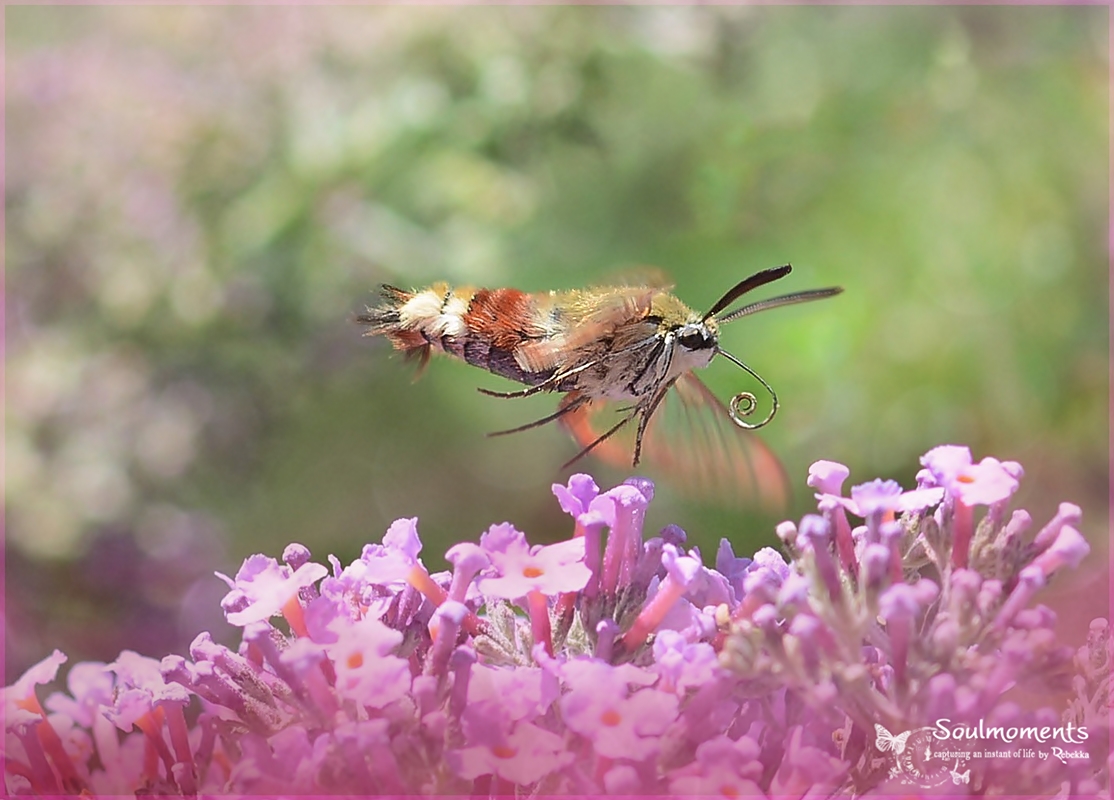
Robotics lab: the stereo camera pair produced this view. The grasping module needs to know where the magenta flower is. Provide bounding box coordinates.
[2,650,84,795]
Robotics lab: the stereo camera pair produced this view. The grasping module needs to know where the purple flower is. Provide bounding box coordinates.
[216,555,328,633]
[920,445,1021,568]
[921,445,1020,506]
[619,543,702,651]
[45,662,113,729]
[667,734,764,796]
[551,473,600,519]
[2,650,87,795]
[591,483,651,594]
[357,516,425,586]
[4,450,1102,797]
[445,541,490,603]
[467,663,558,723]
[560,659,678,760]
[4,649,68,729]
[653,630,721,692]
[324,616,411,709]
[1032,524,1090,576]
[807,460,861,574]
[807,459,850,496]
[448,718,573,785]
[770,726,847,796]
[849,477,944,517]
[477,523,590,598]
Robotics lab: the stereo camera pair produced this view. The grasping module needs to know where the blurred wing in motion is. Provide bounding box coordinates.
[559,372,790,512]
[513,288,657,375]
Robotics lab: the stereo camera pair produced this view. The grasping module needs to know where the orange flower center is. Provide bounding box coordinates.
[600,709,622,726]
[957,473,976,483]
[346,653,364,669]
[491,745,518,759]
[522,566,544,578]
[719,785,741,798]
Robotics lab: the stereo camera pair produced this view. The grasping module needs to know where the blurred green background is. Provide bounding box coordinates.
[5,7,1108,677]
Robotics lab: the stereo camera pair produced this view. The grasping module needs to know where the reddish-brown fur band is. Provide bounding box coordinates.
[388,329,429,354]
[463,288,538,351]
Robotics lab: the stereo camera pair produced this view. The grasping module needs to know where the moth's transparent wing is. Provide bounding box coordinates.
[514,289,656,374]
[604,265,674,291]
[559,372,790,512]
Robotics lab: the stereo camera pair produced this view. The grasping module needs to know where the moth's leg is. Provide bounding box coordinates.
[479,335,662,399]
[560,412,637,471]
[487,393,588,436]
[631,379,677,466]
[478,360,599,399]
[624,338,666,396]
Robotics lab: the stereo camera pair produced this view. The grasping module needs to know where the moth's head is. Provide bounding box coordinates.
[674,320,719,352]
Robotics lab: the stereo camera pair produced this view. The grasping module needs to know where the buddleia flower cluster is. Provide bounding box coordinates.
[4,445,1108,796]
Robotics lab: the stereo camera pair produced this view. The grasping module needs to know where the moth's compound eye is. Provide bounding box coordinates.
[677,326,715,351]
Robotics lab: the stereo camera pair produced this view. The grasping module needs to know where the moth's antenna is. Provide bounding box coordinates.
[718,287,843,324]
[702,265,792,321]
[716,348,779,429]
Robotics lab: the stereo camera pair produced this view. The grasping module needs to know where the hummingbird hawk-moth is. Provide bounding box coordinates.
[358,264,841,510]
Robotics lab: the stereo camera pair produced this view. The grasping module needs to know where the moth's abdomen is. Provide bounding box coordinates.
[359,283,553,386]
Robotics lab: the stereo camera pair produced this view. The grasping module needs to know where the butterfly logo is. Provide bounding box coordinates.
[874,723,912,755]
[949,763,971,785]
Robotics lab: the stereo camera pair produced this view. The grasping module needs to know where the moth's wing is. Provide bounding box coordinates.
[641,373,791,511]
[604,265,674,291]
[559,373,791,512]
[514,289,657,374]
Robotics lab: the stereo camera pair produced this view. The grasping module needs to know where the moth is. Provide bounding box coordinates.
[358,264,841,510]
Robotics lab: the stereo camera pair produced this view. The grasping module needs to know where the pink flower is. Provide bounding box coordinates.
[448,718,572,785]
[848,478,943,516]
[920,446,1022,568]
[770,726,847,797]
[560,659,678,760]
[667,734,764,797]
[653,630,721,693]
[467,663,558,723]
[325,616,411,709]
[3,649,67,730]
[477,523,590,599]
[551,473,601,518]
[920,445,1019,506]
[807,460,850,497]
[1031,524,1090,576]
[357,516,425,586]
[217,555,328,630]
